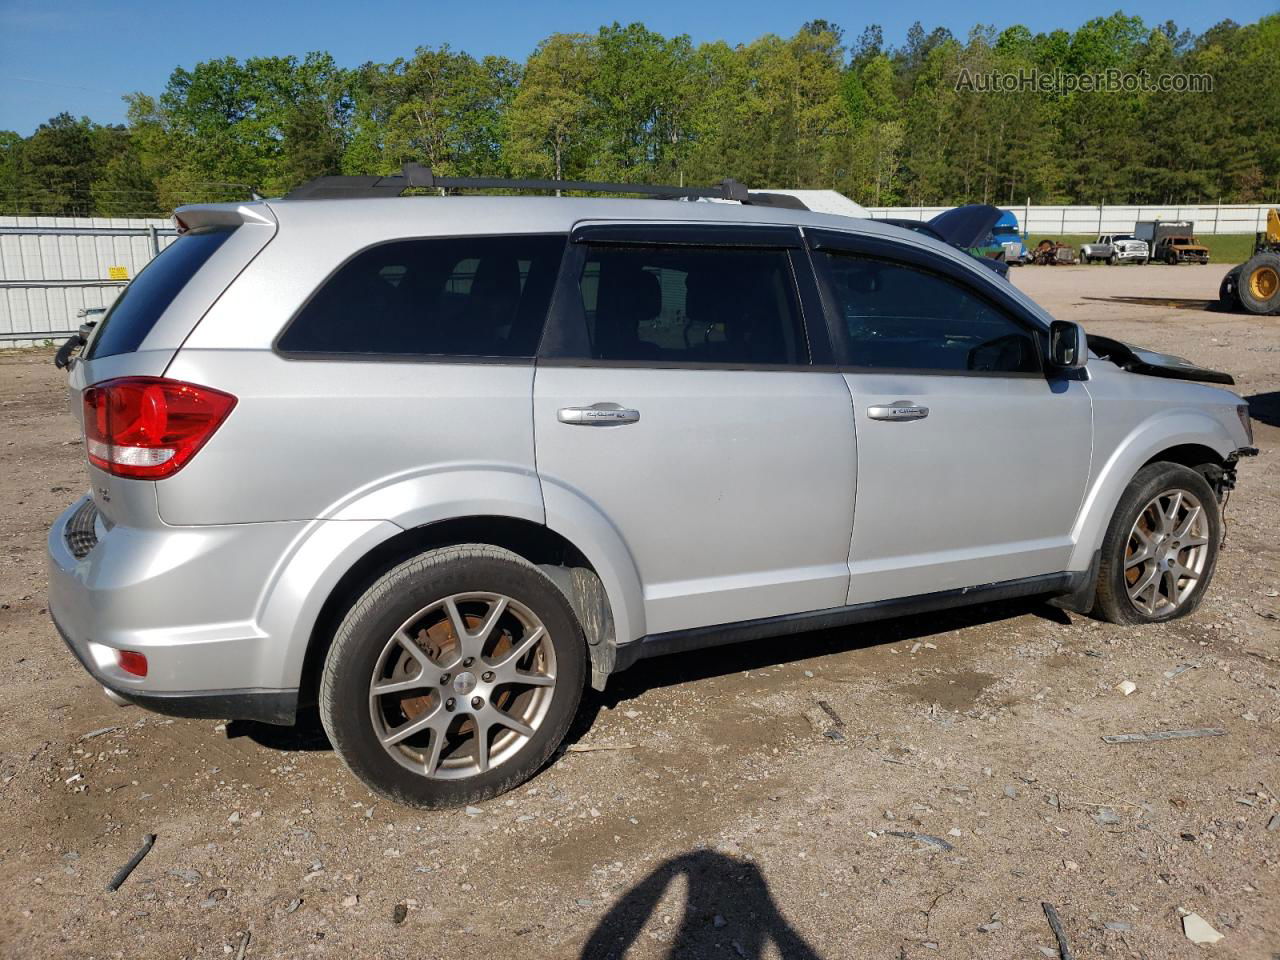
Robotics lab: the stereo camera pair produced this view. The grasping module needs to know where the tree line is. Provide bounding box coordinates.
[1,13,1276,218]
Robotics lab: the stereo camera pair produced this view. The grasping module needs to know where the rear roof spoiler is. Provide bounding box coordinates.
[171,201,277,233]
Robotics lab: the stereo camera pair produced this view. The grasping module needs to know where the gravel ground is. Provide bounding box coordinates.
[0,263,1276,959]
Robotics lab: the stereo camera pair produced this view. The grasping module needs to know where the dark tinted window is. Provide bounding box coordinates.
[819,252,1040,373]
[87,228,235,359]
[278,235,566,357]
[577,245,805,365]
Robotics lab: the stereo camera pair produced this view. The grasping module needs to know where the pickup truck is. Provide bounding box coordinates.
[1135,220,1211,265]
[1080,234,1149,265]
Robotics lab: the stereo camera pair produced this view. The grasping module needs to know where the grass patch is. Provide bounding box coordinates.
[1029,233,1258,264]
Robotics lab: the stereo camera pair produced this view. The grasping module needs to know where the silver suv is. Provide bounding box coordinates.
[48,168,1256,808]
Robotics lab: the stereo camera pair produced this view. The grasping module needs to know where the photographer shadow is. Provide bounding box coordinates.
[580,849,825,960]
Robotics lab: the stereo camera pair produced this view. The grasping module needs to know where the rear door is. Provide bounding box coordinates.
[533,223,856,637]
[808,229,1093,603]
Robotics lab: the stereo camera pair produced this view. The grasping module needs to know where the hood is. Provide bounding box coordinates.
[928,204,1004,249]
[1088,335,1234,385]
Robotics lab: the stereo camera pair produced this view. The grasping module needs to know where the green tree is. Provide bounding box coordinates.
[505,34,597,181]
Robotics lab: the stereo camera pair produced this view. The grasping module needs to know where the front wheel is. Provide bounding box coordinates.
[1092,463,1222,624]
[320,544,586,808]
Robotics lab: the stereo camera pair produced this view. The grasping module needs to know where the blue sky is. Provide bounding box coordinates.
[0,0,1271,134]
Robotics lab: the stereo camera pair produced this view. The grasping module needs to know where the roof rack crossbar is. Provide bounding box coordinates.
[285,163,751,203]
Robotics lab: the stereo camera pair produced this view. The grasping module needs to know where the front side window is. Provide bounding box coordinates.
[818,251,1040,374]
[277,234,565,357]
[576,245,805,365]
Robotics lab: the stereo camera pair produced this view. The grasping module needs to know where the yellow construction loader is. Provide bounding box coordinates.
[1220,208,1280,315]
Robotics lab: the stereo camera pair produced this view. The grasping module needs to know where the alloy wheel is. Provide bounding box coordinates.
[368,592,556,779]
[1124,488,1211,617]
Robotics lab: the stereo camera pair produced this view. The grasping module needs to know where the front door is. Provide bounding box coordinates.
[809,236,1093,604]
[533,225,857,637]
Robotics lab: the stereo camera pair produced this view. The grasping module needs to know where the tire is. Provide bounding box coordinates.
[1165,250,1178,266]
[1108,253,1117,265]
[320,544,586,808]
[1237,253,1280,315]
[1092,463,1222,625]
[1219,265,1243,310]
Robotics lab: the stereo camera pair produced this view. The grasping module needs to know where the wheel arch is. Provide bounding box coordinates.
[295,515,636,711]
[1068,413,1236,570]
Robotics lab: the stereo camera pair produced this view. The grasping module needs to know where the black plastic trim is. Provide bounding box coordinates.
[570,223,802,248]
[613,570,1086,672]
[51,613,298,726]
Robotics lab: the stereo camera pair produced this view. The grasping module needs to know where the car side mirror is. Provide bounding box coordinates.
[1049,320,1088,371]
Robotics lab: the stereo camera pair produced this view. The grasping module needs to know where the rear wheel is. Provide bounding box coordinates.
[1238,253,1280,315]
[1093,463,1221,624]
[320,545,586,808]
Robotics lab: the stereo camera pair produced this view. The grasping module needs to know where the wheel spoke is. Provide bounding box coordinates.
[372,673,432,696]
[473,596,510,651]
[1160,492,1183,534]
[1125,541,1153,568]
[1172,504,1202,540]
[443,597,468,646]
[1128,565,1159,603]
[381,702,443,747]
[396,630,437,672]
[490,708,535,739]
[423,728,446,776]
[1180,535,1209,549]
[511,670,555,688]
[490,626,545,672]
[475,722,491,773]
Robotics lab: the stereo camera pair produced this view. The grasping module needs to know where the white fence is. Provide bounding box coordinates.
[865,203,1277,236]
[0,217,178,346]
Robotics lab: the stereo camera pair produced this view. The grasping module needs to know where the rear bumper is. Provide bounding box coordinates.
[47,495,304,725]
[50,611,297,724]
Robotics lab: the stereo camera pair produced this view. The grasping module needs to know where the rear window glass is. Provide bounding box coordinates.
[277,234,566,358]
[87,227,235,359]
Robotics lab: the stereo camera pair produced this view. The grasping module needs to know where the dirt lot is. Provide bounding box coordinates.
[0,263,1276,960]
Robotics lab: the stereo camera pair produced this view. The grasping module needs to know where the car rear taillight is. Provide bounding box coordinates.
[82,377,236,479]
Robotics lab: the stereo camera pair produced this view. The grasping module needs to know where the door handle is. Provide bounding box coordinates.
[867,401,929,422]
[558,403,640,426]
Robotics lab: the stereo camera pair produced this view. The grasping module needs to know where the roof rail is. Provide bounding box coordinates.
[284,163,752,203]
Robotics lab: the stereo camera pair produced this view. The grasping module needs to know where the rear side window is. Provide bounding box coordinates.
[87,228,235,359]
[277,235,566,358]
[577,245,805,365]
[819,252,1040,374]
